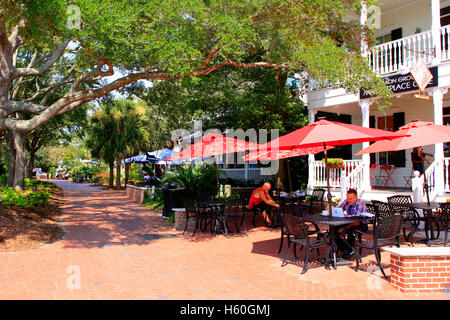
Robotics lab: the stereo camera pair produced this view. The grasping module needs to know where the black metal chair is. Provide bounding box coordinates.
[233,188,259,227]
[353,213,403,279]
[300,188,326,215]
[439,202,450,247]
[358,203,378,242]
[371,200,392,221]
[277,204,321,255]
[281,213,330,274]
[387,195,420,243]
[215,199,247,237]
[182,198,214,236]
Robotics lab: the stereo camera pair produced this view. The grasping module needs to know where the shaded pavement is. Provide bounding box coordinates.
[0,180,449,300]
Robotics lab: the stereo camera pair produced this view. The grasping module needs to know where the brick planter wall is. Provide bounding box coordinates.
[126,185,147,204]
[173,208,196,231]
[385,248,450,294]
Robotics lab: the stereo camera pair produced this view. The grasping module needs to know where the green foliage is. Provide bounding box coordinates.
[24,178,57,190]
[129,163,146,183]
[142,188,164,210]
[0,174,7,187]
[0,179,53,209]
[166,213,175,224]
[162,164,219,198]
[127,67,309,151]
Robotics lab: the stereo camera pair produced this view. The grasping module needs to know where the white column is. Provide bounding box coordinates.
[307,108,317,193]
[412,171,425,229]
[359,100,373,192]
[431,0,442,65]
[430,87,448,195]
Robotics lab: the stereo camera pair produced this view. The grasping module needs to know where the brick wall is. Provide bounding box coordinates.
[389,254,450,294]
[126,185,146,204]
[174,209,195,231]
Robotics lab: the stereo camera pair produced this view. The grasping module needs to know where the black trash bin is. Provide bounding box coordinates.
[162,184,185,219]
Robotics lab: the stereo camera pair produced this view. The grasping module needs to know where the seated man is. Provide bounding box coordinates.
[248,182,280,228]
[336,188,368,259]
[141,163,152,185]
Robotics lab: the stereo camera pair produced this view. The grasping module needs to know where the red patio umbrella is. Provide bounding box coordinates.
[166,132,260,191]
[260,119,407,215]
[355,120,450,203]
[242,145,334,192]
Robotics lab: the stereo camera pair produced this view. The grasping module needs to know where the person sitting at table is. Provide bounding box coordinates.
[141,163,152,185]
[411,147,433,176]
[336,188,368,259]
[248,182,280,228]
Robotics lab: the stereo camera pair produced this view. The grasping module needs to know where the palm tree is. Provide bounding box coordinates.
[86,99,149,188]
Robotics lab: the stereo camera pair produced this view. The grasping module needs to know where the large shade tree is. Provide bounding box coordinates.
[1,0,390,189]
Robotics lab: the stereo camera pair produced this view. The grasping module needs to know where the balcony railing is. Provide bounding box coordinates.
[309,160,363,190]
[308,25,450,92]
[368,29,435,75]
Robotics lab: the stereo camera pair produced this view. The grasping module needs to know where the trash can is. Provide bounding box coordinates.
[162,184,185,218]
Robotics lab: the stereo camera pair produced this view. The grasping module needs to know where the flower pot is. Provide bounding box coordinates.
[328,163,344,169]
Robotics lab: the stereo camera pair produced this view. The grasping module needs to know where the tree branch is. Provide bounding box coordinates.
[13,39,71,78]
[71,62,114,93]
[8,19,25,54]
[1,56,286,133]
[4,100,48,115]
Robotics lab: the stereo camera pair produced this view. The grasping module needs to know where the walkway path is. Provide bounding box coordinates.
[0,180,448,299]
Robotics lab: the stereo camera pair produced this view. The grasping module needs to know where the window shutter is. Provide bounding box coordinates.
[390,112,405,167]
[369,116,376,165]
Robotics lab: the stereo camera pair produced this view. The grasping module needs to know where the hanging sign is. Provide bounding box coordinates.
[360,66,438,99]
[410,58,433,92]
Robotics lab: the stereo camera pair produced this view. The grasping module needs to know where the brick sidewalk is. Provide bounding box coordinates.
[0,180,448,300]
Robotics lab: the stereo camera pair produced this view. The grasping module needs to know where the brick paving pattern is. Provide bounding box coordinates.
[0,180,449,300]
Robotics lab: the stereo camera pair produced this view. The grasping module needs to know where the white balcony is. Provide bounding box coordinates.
[308,25,450,92]
[368,28,435,75]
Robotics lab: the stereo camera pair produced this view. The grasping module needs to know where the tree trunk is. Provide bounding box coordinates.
[116,157,121,188]
[11,130,26,190]
[275,159,286,191]
[6,131,16,187]
[124,161,130,186]
[109,161,114,188]
[26,151,35,179]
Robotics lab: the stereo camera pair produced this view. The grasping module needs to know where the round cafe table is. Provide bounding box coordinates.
[303,214,371,270]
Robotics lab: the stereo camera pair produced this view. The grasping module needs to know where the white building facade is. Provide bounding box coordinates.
[306,0,450,200]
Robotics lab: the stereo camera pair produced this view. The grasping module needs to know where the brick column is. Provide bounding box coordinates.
[386,248,450,293]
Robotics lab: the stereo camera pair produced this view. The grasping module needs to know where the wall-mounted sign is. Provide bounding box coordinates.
[360,66,438,99]
[410,58,433,92]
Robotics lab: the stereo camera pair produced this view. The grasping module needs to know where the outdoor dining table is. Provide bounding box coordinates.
[394,201,442,246]
[378,165,398,189]
[302,214,372,270]
[273,194,306,205]
[196,199,228,235]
